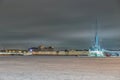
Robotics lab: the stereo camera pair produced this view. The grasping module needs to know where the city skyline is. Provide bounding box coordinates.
[0,0,120,49]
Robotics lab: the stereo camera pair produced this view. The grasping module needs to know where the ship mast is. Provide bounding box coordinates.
[95,18,99,48]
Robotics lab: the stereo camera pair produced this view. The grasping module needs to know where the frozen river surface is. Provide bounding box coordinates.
[0,56,120,80]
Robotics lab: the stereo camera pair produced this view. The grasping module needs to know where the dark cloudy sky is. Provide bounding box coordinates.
[0,0,120,49]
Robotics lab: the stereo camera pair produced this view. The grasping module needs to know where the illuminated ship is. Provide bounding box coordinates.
[89,20,105,57]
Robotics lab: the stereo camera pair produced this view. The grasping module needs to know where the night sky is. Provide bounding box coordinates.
[0,0,120,50]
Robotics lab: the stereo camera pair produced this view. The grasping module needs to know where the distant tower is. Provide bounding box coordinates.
[89,19,104,57]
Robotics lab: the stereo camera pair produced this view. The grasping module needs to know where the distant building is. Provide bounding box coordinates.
[28,45,54,52]
[0,49,28,55]
[38,45,45,51]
